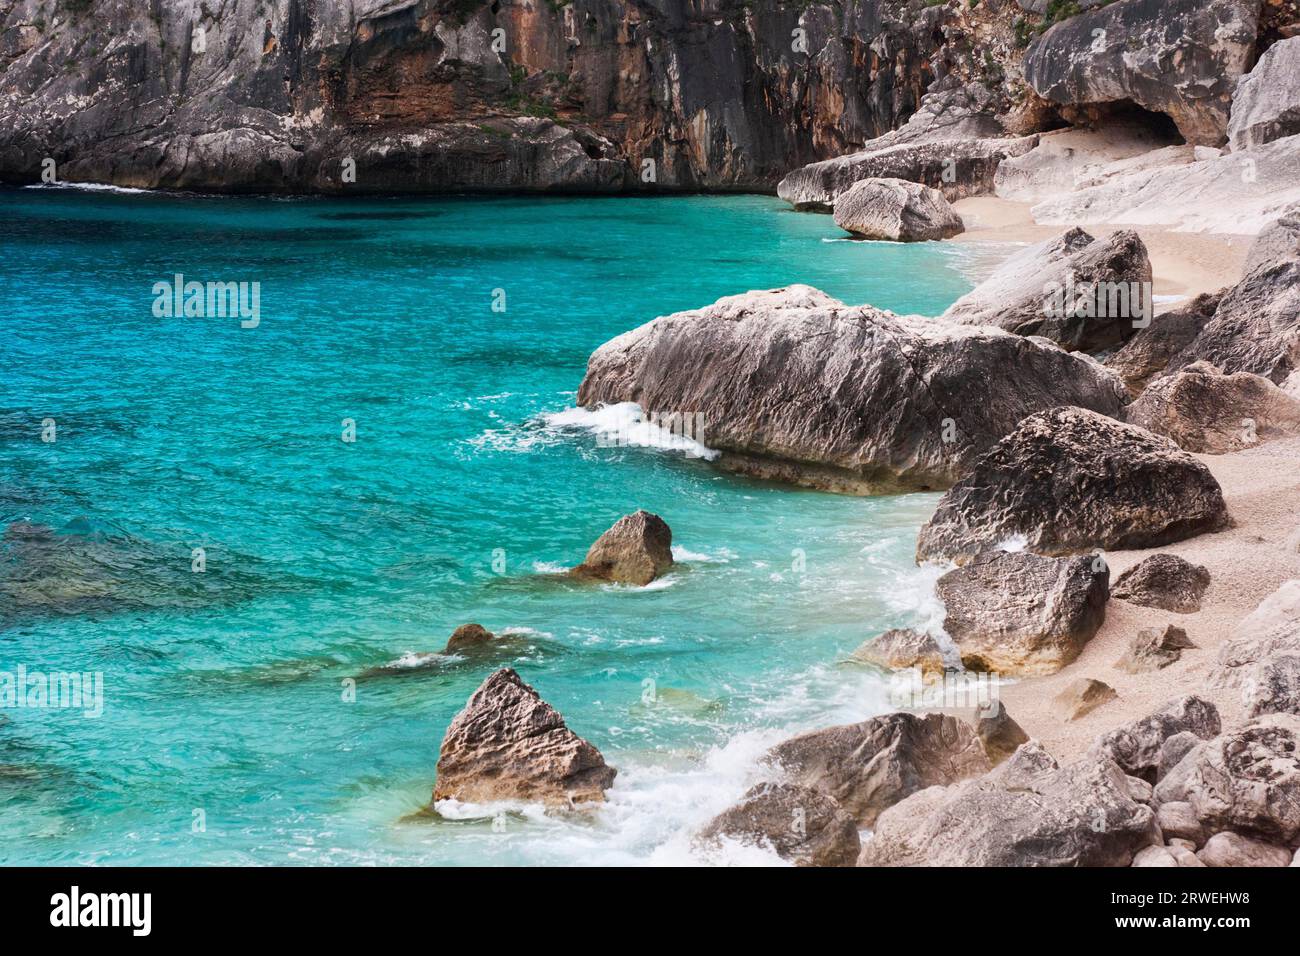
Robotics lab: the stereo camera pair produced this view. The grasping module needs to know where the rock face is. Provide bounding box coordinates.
[993,125,1184,205]
[766,712,990,827]
[1104,293,1221,397]
[859,744,1161,866]
[832,179,963,242]
[1126,362,1300,452]
[1211,580,1300,688]
[935,550,1110,676]
[1111,554,1211,613]
[578,288,1128,494]
[1247,654,1300,718]
[1052,678,1118,721]
[1197,831,1294,867]
[1023,0,1263,146]
[696,782,859,867]
[0,0,981,193]
[432,668,615,808]
[1153,713,1300,844]
[1228,37,1300,151]
[444,623,496,655]
[852,628,945,676]
[1092,696,1222,781]
[1116,625,1196,673]
[916,407,1229,565]
[940,227,1153,352]
[571,511,672,586]
[1170,206,1300,383]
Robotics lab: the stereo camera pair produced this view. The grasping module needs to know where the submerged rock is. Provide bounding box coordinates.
[1091,696,1222,782]
[1023,0,1262,146]
[936,550,1109,676]
[832,178,963,242]
[1126,361,1300,452]
[1052,678,1118,722]
[1228,37,1300,151]
[859,744,1161,866]
[851,628,945,676]
[916,407,1229,564]
[444,623,496,655]
[940,227,1153,352]
[578,288,1127,494]
[432,668,616,809]
[1111,553,1211,613]
[696,782,859,867]
[1105,293,1222,397]
[570,511,672,586]
[766,712,990,827]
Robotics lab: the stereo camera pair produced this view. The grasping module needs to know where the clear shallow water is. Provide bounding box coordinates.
[0,187,973,865]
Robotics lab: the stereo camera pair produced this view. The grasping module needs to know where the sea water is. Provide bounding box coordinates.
[0,187,977,865]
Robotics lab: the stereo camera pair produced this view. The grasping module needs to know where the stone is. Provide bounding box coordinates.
[916,407,1229,565]
[1196,831,1294,867]
[766,711,990,827]
[936,550,1109,676]
[570,511,672,586]
[1111,554,1212,613]
[851,628,945,676]
[993,125,1183,205]
[832,178,963,242]
[1092,696,1222,781]
[1115,624,1197,673]
[1052,678,1118,722]
[940,227,1154,353]
[859,749,1161,867]
[974,701,1031,766]
[1105,293,1222,397]
[1211,580,1300,688]
[1158,732,1203,782]
[578,288,1128,495]
[1157,801,1208,846]
[432,668,616,808]
[1169,843,1207,866]
[1247,654,1300,718]
[1126,362,1300,453]
[443,623,496,655]
[1154,713,1300,844]
[1023,0,1263,146]
[1228,37,1300,151]
[696,782,859,867]
[1132,845,1178,867]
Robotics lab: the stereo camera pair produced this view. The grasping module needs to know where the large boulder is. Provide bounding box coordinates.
[859,744,1161,866]
[577,288,1128,494]
[1091,696,1222,782]
[935,550,1110,676]
[851,628,946,676]
[916,407,1230,564]
[1228,37,1300,151]
[1247,654,1300,718]
[696,782,859,867]
[1125,361,1300,452]
[444,623,497,655]
[1104,292,1222,397]
[832,178,963,242]
[1197,831,1294,867]
[1111,553,1212,613]
[1153,713,1300,844]
[939,227,1153,352]
[766,712,990,827]
[1170,205,1300,383]
[1211,580,1300,687]
[570,510,672,586]
[1023,0,1263,146]
[432,668,616,808]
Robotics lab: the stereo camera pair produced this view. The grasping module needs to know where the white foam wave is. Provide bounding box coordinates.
[24,181,149,195]
[671,544,735,563]
[540,403,720,461]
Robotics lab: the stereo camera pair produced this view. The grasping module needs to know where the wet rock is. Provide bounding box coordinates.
[444,623,496,655]
[974,701,1031,766]
[578,287,1127,494]
[1228,37,1300,151]
[1111,554,1212,613]
[766,711,990,827]
[1105,293,1222,397]
[1052,678,1118,722]
[432,668,616,808]
[936,550,1109,676]
[570,511,672,586]
[1126,361,1300,453]
[940,227,1154,353]
[1197,831,1294,867]
[832,178,963,242]
[1023,0,1263,146]
[851,628,945,676]
[859,747,1161,866]
[916,407,1229,565]
[1211,580,1300,688]
[1153,713,1300,844]
[696,782,859,867]
[1116,624,1197,673]
[1092,696,1222,781]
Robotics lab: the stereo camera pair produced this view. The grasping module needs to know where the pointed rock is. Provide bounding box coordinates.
[1052,678,1118,722]
[571,510,672,586]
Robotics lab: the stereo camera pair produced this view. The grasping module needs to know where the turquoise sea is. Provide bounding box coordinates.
[0,186,980,865]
